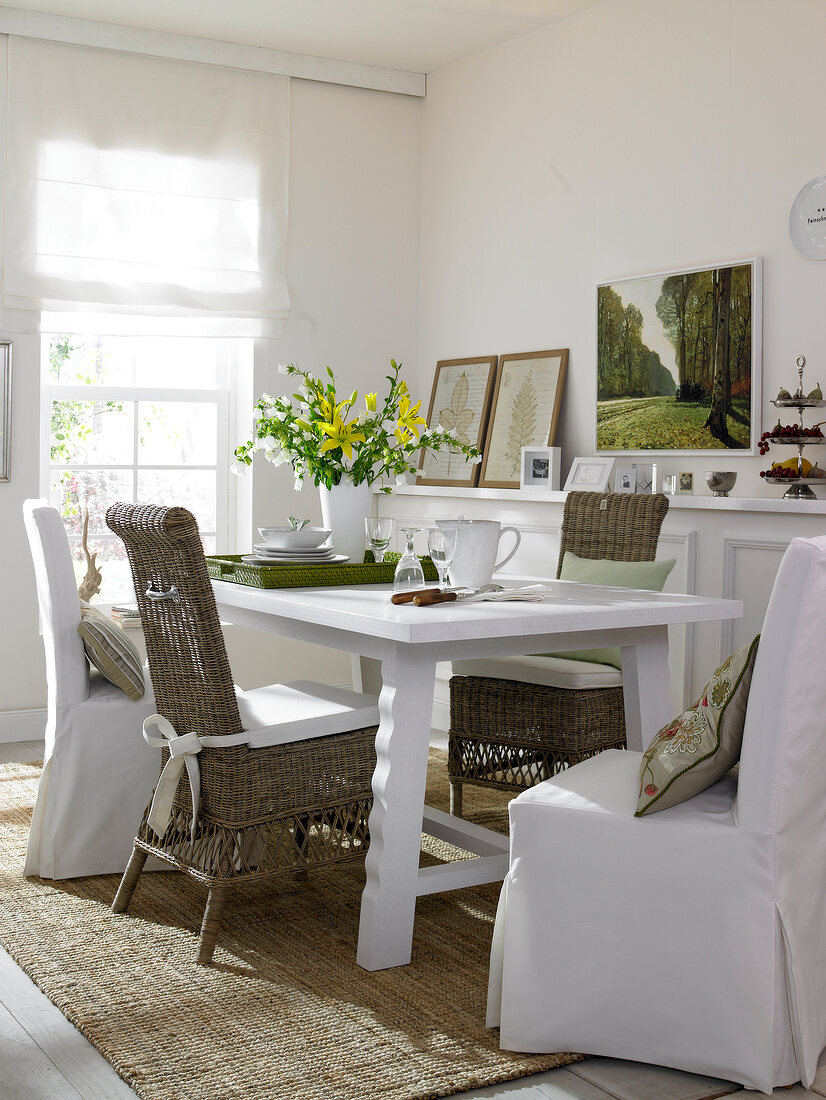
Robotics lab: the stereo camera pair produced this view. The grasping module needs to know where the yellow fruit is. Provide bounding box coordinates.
[772,457,812,475]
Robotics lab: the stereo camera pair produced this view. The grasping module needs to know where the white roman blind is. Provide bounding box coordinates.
[3,37,290,335]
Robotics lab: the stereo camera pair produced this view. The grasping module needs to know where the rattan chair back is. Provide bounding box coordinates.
[106,503,243,739]
[556,492,669,577]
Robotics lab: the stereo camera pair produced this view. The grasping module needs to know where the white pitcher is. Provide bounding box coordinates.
[437,519,521,590]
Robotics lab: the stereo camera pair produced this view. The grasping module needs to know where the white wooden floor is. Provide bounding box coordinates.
[1,740,825,1100]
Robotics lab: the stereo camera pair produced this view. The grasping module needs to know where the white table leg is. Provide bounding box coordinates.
[350,653,383,696]
[620,625,673,752]
[357,643,436,971]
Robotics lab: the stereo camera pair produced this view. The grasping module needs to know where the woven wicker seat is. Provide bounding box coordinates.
[448,491,669,815]
[106,503,377,964]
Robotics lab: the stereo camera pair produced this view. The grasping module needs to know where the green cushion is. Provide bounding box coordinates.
[542,552,677,668]
[558,551,676,590]
[635,636,759,816]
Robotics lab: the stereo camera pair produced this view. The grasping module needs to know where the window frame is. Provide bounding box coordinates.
[41,334,246,567]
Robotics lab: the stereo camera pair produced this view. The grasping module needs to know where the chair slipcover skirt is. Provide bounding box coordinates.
[489,535,826,1092]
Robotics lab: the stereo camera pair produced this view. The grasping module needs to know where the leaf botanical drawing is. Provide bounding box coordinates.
[504,369,538,476]
[439,372,475,443]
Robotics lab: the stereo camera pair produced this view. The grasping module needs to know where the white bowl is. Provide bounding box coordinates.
[257,526,332,549]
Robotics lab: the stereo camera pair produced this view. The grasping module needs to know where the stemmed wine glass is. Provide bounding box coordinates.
[393,526,425,593]
[365,517,394,563]
[427,526,457,590]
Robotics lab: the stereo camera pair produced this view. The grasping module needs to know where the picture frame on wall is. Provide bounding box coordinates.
[417,355,497,487]
[0,342,11,482]
[595,258,762,455]
[563,456,615,493]
[678,471,694,495]
[520,446,561,490]
[479,349,569,488]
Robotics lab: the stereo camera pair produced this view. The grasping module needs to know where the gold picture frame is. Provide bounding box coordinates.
[417,355,497,487]
[479,349,568,489]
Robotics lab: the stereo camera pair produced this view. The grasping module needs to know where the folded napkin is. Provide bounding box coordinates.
[464,584,553,603]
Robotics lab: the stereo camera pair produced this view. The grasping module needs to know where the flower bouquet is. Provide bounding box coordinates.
[234,359,481,491]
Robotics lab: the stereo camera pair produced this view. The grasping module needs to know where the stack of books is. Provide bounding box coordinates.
[110,605,142,630]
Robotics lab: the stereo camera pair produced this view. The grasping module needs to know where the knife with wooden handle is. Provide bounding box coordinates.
[390,588,442,605]
[413,590,458,606]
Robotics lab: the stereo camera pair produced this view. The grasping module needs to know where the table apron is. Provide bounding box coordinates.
[215,600,676,663]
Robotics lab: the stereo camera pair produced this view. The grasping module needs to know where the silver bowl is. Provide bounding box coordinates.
[705,471,737,497]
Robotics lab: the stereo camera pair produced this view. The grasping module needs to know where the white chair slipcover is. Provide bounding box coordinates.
[487,533,826,1093]
[23,500,160,878]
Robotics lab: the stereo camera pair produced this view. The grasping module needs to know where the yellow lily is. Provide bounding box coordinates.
[394,426,412,445]
[396,394,427,440]
[364,392,377,412]
[318,415,366,460]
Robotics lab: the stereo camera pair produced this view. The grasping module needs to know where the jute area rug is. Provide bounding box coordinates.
[0,750,583,1100]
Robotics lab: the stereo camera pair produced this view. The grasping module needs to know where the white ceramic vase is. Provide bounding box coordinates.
[319,480,374,563]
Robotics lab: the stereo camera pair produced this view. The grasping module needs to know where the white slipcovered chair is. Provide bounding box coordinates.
[23,499,159,878]
[487,533,826,1093]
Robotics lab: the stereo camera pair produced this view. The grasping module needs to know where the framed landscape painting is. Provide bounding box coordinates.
[596,259,761,454]
[417,355,497,486]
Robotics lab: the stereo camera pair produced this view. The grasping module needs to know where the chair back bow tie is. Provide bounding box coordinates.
[142,714,203,841]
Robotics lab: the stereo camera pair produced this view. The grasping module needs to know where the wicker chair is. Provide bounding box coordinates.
[448,491,669,815]
[106,503,378,964]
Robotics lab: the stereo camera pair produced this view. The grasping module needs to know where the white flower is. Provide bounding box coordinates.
[471,454,482,464]
[277,362,290,375]
[252,437,267,453]
[294,477,303,491]
[395,474,408,485]
[230,458,249,478]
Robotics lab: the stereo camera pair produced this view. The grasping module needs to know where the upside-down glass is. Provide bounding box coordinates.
[365,516,394,563]
[427,526,457,589]
[393,526,425,593]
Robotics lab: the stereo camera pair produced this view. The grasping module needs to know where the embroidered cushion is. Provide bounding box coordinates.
[635,635,759,816]
[78,604,145,701]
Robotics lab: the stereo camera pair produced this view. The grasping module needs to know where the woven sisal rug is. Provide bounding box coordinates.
[0,751,583,1100]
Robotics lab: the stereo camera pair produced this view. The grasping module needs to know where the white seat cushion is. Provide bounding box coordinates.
[235,681,379,748]
[451,654,622,690]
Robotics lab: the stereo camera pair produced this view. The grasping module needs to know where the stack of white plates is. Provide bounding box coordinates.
[242,544,349,566]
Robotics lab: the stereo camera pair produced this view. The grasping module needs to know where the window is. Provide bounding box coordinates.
[44,333,252,603]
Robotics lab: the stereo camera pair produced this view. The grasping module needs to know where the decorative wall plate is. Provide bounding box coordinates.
[789,176,826,258]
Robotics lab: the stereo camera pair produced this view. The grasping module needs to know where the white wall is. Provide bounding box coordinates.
[0,74,421,718]
[417,0,826,495]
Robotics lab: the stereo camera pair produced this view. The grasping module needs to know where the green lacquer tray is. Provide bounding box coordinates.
[206,551,437,590]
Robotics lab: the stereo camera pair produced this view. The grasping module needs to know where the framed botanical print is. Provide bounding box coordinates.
[479,349,568,489]
[417,355,497,487]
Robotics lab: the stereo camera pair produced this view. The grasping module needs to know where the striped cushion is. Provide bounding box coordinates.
[77,606,145,701]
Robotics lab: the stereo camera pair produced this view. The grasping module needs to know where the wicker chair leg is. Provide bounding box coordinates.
[112,846,148,914]
[197,886,227,965]
[450,781,463,817]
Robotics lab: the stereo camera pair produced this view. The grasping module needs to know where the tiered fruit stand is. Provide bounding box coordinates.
[760,355,825,500]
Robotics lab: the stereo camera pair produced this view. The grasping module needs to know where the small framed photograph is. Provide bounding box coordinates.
[520,446,561,490]
[662,474,677,495]
[633,462,655,494]
[417,355,497,487]
[0,341,11,482]
[614,466,637,494]
[563,456,615,493]
[479,348,569,488]
[678,471,694,495]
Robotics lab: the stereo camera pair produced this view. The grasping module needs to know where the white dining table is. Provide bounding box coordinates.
[212,577,742,971]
